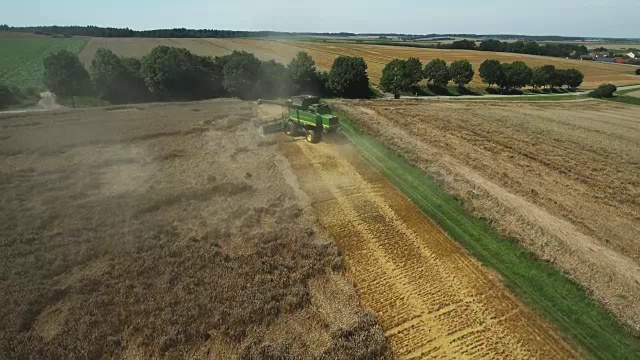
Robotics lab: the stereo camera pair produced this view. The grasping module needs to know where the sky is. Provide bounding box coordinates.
[3,0,639,38]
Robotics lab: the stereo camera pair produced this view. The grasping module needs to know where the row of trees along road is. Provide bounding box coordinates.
[380,57,584,98]
[42,48,371,106]
[380,57,474,97]
[479,59,584,90]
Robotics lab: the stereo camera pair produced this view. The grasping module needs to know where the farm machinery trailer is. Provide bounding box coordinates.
[257,95,340,143]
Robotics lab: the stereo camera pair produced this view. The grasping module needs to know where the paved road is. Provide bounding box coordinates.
[393,84,640,101]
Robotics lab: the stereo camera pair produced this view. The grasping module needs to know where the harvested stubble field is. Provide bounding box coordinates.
[335,99,640,335]
[78,38,294,67]
[78,37,640,88]
[278,130,578,358]
[0,100,391,358]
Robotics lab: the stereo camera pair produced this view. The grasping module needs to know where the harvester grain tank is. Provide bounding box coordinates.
[257,95,339,143]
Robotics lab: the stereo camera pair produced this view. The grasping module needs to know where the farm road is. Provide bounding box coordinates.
[397,84,640,100]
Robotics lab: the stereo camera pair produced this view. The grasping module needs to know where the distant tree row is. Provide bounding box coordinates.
[479,59,584,90]
[4,25,297,38]
[435,39,589,59]
[41,48,371,105]
[1,25,598,42]
[379,57,584,97]
[380,57,474,97]
[429,34,587,42]
[1,25,361,38]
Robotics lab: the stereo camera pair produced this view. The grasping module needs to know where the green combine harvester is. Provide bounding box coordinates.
[257,95,339,143]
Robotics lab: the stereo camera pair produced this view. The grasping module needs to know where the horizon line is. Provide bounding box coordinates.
[3,24,640,41]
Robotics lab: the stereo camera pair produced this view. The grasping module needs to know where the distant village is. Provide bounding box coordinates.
[582,48,640,64]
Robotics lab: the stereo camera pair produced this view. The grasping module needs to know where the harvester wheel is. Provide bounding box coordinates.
[284,122,297,136]
[306,129,321,143]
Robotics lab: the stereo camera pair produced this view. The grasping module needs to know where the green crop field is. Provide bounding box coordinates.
[0,37,87,88]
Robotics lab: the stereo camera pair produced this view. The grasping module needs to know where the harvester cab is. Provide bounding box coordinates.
[257,95,339,143]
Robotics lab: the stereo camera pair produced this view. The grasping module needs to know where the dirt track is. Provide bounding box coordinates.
[280,136,577,358]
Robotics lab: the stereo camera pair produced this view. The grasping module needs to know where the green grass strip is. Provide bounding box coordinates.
[605,96,640,106]
[615,87,640,95]
[335,110,640,360]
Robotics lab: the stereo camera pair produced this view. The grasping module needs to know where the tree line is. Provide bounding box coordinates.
[40,47,372,106]
[1,25,369,39]
[479,60,584,90]
[1,25,598,42]
[426,34,588,41]
[379,57,584,97]
[2,25,296,38]
[436,39,589,59]
[380,57,473,97]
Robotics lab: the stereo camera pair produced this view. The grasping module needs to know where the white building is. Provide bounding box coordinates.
[628,52,639,59]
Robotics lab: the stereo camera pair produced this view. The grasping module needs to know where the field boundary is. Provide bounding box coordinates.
[77,37,89,54]
[604,96,640,106]
[334,109,640,359]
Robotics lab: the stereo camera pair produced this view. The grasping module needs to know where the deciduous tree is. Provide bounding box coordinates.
[450,39,477,50]
[43,50,91,107]
[522,41,542,55]
[449,59,474,87]
[141,46,225,100]
[564,69,584,89]
[288,52,318,93]
[550,69,569,88]
[0,83,19,109]
[380,59,412,98]
[328,56,370,98]
[405,57,424,85]
[194,55,225,98]
[220,51,261,99]
[256,60,291,98]
[501,61,532,90]
[589,83,616,98]
[91,48,151,103]
[479,39,505,52]
[423,59,451,87]
[91,48,123,100]
[479,59,503,87]
[530,65,556,88]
